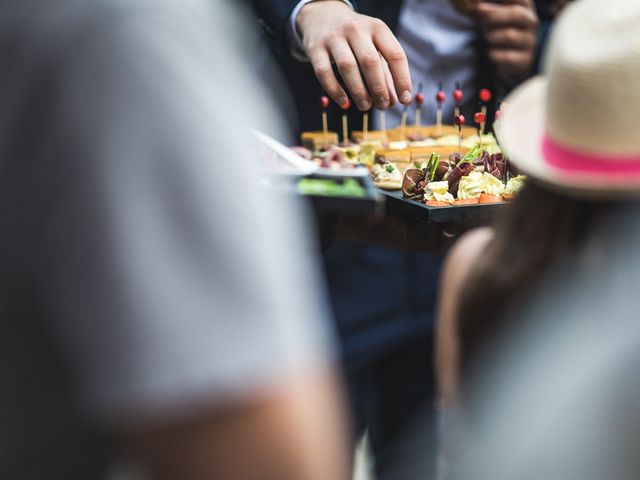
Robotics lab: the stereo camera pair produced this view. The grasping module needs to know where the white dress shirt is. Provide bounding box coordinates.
[387,0,477,129]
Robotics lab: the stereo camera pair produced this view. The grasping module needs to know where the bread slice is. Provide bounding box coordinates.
[351,130,388,144]
[301,131,339,151]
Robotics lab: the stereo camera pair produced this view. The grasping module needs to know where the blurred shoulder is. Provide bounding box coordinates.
[0,0,218,56]
[441,227,494,295]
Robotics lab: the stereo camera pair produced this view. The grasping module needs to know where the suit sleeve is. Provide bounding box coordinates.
[247,0,358,60]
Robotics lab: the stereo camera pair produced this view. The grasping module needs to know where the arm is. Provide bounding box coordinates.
[435,227,494,406]
[249,0,303,57]
[123,370,350,480]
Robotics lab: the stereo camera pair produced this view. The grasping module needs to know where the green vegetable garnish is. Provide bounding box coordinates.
[427,153,440,181]
[456,145,481,168]
[386,164,395,173]
[297,178,366,198]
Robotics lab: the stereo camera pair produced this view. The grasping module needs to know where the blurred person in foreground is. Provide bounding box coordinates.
[433,0,640,477]
[0,1,349,479]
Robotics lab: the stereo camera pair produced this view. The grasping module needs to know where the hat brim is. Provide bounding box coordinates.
[497,76,640,199]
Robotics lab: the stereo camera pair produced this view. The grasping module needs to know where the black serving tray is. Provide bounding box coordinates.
[381,189,508,225]
[262,171,384,216]
[301,173,384,216]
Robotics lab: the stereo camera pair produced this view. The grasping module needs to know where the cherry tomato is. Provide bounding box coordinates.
[479,89,492,103]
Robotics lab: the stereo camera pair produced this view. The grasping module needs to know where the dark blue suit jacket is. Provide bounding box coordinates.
[246,0,556,369]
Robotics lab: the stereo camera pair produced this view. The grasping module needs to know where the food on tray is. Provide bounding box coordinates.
[358,140,384,166]
[289,146,313,160]
[400,144,524,207]
[400,125,476,140]
[297,178,366,197]
[457,170,484,201]
[402,168,427,200]
[408,138,438,148]
[301,131,339,151]
[371,163,403,190]
[503,175,526,200]
[337,144,361,161]
[351,130,388,144]
[388,140,409,150]
[436,132,498,150]
[446,146,481,196]
[478,193,504,204]
[424,181,455,206]
[290,146,357,171]
[375,149,411,173]
[401,153,447,198]
[482,172,505,196]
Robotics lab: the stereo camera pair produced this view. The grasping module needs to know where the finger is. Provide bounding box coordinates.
[485,28,536,50]
[381,57,399,107]
[327,36,372,110]
[348,32,391,109]
[474,3,538,29]
[488,48,533,76]
[307,46,349,107]
[371,21,413,105]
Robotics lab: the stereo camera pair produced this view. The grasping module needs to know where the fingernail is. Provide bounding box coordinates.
[338,97,349,107]
[359,99,372,110]
[378,96,390,107]
[401,91,412,104]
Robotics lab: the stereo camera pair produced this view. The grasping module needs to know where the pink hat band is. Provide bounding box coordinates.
[542,136,640,176]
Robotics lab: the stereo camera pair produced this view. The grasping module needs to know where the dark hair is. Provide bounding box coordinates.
[456,181,625,378]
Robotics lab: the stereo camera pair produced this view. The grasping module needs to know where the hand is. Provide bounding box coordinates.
[296,1,412,111]
[471,0,540,79]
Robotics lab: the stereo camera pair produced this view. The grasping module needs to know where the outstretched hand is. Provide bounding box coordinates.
[296,0,413,111]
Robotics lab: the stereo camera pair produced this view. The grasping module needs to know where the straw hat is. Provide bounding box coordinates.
[497,0,640,197]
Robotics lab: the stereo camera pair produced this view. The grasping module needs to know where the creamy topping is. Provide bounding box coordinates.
[482,172,505,196]
[457,170,484,199]
[358,140,383,166]
[372,163,403,183]
[434,134,459,147]
[388,140,409,150]
[338,145,361,161]
[409,138,437,148]
[424,181,454,204]
[461,133,498,149]
[504,175,526,196]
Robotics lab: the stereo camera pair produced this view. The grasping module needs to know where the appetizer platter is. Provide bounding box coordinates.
[294,90,526,225]
[254,129,383,216]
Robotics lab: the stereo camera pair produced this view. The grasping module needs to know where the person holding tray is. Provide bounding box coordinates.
[247,0,565,478]
[435,0,640,477]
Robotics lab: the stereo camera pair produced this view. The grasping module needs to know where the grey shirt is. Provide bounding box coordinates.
[460,204,640,480]
[0,1,332,478]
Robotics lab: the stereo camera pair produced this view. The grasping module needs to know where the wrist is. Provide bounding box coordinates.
[296,0,353,36]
